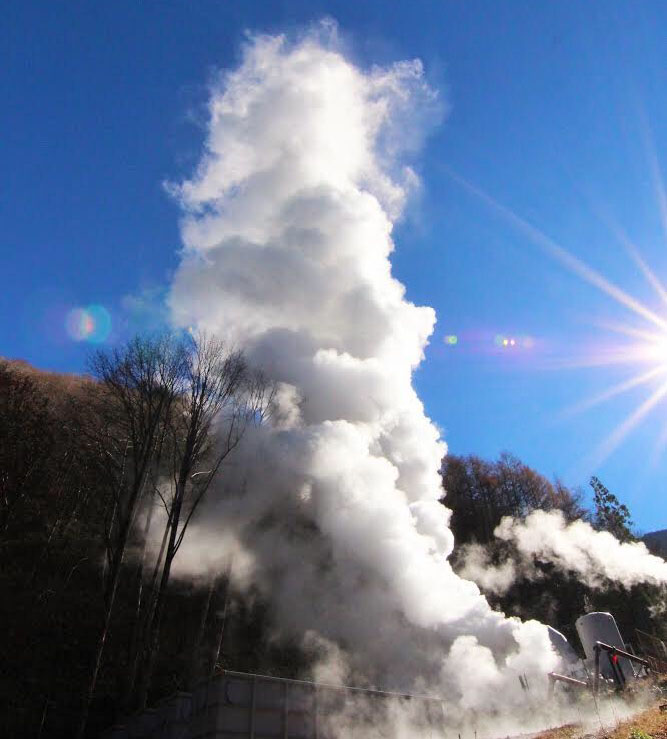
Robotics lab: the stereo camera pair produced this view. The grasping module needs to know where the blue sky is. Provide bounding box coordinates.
[3,1,667,531]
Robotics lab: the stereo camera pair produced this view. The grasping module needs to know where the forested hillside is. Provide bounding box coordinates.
[0,344,299,738]
[441,454,666,647]
[644,529,667,557]
[2,351,665,737]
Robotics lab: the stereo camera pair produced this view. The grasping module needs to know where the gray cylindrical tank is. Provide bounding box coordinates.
[547,626,580,665]
[575,612,635,681]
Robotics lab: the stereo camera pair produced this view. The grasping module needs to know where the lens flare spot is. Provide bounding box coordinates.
[444,334,458,346]
[494,334,534,350]
[65,304,112,343]
[66,308,93,341]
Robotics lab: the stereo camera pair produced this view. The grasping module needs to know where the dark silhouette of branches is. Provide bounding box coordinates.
[134,332,273,709]
[75,335,184,738]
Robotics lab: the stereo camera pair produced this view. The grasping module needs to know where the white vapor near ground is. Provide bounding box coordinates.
[166,22,563,734]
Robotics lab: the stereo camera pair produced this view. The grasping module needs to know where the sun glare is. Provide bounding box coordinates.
[448,163,667,471]
[552,297,667,470]
[643,335,667,368]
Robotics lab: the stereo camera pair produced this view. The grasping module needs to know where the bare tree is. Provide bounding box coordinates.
[441,452,586,546]
[134,333,272,709]
[76,335,184,739]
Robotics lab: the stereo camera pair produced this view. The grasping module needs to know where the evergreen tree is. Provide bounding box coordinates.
[589,476,635,543]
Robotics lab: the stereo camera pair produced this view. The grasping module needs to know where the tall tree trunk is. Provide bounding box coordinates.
[121,500,156,714]
[74,536,127,739]
[208,557,234,678]
[186,575,217,690]
[136,484,184,709]
[123,503,172,713]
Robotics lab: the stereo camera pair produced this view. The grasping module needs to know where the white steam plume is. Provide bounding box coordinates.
[457,543,521,595]
[167,24,560,733]
[494,510,667,590]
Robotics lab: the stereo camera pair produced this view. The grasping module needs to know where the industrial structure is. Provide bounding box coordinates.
[548,612,652,696]
[101,669,445,739]
[102,612,660,739]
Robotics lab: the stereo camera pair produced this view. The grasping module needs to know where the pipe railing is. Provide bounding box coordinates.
[593,641,650,694]
[547,672,589,697]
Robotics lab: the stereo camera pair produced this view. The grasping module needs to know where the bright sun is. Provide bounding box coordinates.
[449,165,667,470]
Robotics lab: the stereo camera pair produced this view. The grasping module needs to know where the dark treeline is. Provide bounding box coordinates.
[2,347,665,736]
[441,453,666,649]
[0,336,300,738]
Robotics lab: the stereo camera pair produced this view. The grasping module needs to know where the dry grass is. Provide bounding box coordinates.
[532,723,582,739]
[533,701,667,739]
[603,704,667,739]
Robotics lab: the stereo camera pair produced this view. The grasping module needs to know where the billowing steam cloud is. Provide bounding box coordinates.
[457,543,521,595]
[463,510,667,594]
[167,23,559,732]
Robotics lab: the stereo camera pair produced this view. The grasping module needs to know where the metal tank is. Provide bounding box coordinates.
[547,625,589,685]
[547,626,580,665]
[575,612,636,682]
